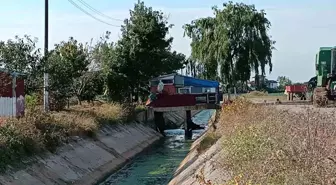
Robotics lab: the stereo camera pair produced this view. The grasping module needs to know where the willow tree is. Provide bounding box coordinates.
[185,57,218,80]
[184,1,275,95]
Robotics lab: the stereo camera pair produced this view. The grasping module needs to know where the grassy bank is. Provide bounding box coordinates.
[0,101,138,171]
[198,99,335,184]
[242,91,287,102]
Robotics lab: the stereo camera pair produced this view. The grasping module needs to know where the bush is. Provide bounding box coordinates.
[25,93,38,110]
[135,104,146,113]
[0,102,126,171]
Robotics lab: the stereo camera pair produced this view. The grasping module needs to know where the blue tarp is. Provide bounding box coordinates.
[182,75,219,88]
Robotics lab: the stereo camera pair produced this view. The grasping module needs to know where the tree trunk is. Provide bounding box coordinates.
[77,96,82,105]
[227,85,231,101]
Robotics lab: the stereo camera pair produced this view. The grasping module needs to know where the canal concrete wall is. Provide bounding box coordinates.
[0,109,195,185]
[168,110,231,185]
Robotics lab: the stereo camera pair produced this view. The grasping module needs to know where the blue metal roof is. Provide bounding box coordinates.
[150,73,220,88]
[182,75,219,88]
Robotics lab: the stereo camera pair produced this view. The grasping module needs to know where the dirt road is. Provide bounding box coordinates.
[249,97,336,114]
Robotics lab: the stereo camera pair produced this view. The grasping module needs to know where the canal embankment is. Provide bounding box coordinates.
[169,98,336,185]
[99,109,216,185]
[167,109,228,185]
[0,109,200,185]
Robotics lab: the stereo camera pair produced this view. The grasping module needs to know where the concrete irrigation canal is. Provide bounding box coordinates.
[99,109,215,185]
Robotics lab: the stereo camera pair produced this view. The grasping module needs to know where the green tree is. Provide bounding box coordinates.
[0,35,43,94]
[74,70,104,105]
[185,57,218,80]
[277,76,292,90]
[107,1,186,102]
[184,1,275,96]
[47,37,90,110]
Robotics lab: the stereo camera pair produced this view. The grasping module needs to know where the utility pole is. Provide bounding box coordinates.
[43,0,49,112]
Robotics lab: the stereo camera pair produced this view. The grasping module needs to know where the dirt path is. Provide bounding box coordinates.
[249,97,336,114]
[274,104,336,114]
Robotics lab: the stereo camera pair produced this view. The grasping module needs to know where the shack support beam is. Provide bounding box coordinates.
[185,110,192,139]
[154,111,165,136]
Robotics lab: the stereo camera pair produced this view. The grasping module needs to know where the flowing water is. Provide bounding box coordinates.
[99,109,215,185]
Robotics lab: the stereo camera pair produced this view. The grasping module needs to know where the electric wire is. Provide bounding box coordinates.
[76,0,123,22]
[67,0,121,27]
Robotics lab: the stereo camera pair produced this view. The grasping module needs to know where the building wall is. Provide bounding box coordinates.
[0,72,13,97]
[268,82,279,89]
[0,72,25,117]
[150,85,176,95]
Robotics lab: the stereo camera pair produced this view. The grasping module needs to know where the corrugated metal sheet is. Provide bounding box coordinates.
[0,97,14,116]
[0,71,25,117]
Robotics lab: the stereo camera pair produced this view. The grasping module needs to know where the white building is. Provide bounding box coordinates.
[267,80,279,89]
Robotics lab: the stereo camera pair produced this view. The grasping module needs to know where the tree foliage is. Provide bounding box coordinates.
[47,37,90,110]
[184,1,275,90]
[0,1,192,110]
[277,76,292,90]
[103,1,186,102]
[185,57,218,80]
[0,35,43,94]
[74,71,104,105]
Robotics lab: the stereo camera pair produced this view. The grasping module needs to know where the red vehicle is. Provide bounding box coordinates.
[285,84,308,100]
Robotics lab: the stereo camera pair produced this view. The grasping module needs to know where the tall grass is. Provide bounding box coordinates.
[0,99,126,171]
[197,98,336,184]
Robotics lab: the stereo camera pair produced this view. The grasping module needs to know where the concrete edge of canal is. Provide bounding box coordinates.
[168,110,224,185]
[0,110,200,185]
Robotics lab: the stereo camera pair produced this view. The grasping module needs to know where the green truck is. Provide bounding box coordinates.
[310,46,336,106]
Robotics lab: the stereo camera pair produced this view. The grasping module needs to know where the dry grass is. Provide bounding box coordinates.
[197,132,220,153]
[59,102,125,124]
[244,91,269,97]
[199,98,336,184]
[0,102,126,171]
[242,91,287,103]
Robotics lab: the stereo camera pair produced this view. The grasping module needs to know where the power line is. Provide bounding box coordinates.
[76,0,123,22]
[67,0,121,27]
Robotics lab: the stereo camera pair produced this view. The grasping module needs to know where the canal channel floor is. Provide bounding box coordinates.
[99,110,215,185]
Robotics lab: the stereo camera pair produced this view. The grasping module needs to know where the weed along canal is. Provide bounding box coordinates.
[99,109,215,185]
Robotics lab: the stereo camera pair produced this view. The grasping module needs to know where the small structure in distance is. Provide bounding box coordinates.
[147,73,220,111]
[0,69,25,117]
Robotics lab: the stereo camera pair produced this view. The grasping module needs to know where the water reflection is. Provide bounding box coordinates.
[99,109,214,185]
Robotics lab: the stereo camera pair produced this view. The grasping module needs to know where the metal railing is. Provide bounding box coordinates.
[194,93,218,104]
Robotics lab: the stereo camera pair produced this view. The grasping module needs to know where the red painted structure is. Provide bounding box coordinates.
[0,71,25,116]
[147,73,220,109]
[150,85,176,95]
[285,84,307,93]
[149,94,196,107]
[0,72,24,97]
[148,93,218,108]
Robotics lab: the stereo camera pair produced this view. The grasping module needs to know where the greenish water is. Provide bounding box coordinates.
[99,110,215,185]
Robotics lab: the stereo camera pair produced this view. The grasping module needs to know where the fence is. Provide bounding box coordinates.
[0,96,25,117]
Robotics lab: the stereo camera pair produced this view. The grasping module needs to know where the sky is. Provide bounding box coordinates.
[1,0,336,82]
